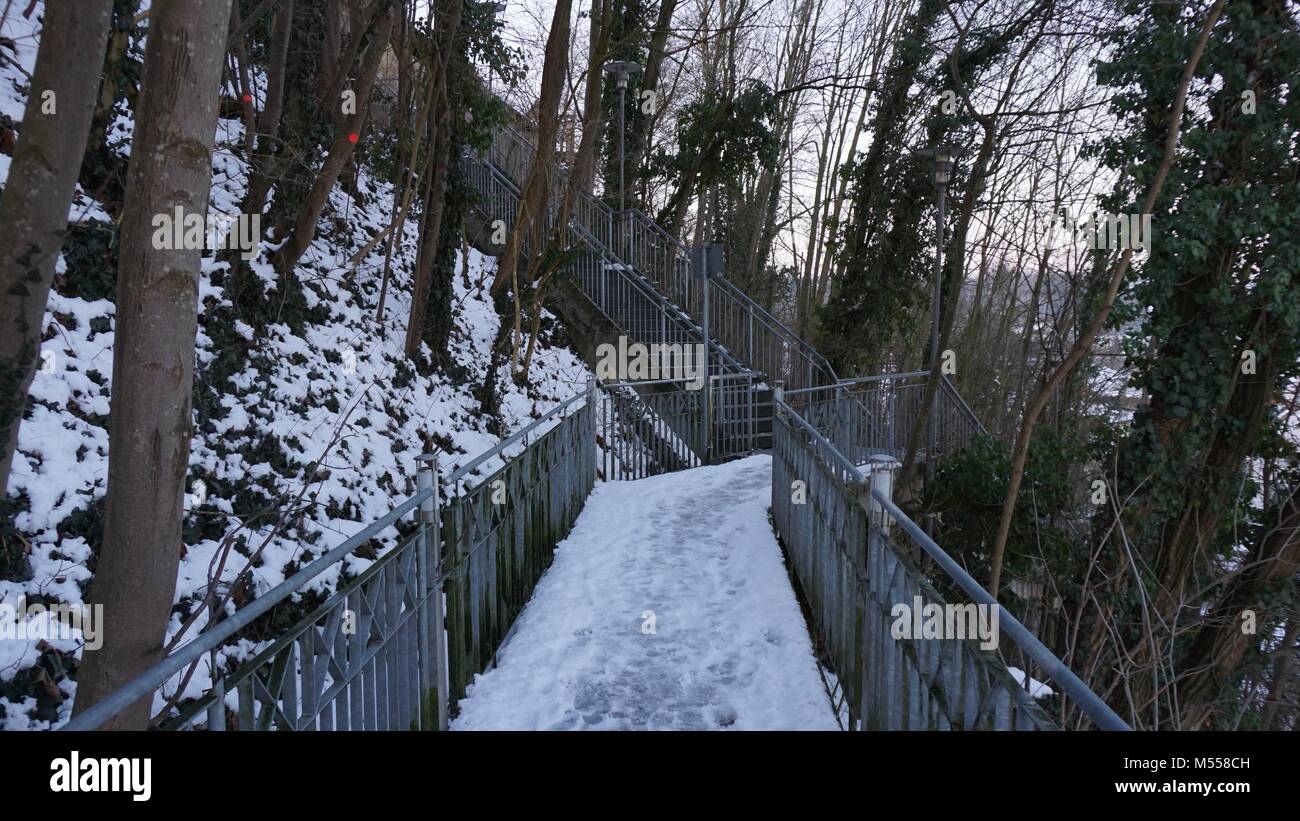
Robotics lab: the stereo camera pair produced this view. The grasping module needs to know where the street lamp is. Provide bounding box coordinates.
[915,144,960,514]
[916,144,959,369]
[602,60,641,222]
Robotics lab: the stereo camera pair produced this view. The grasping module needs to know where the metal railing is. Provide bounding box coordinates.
[598,378,706,480]
[63,386,599,731]
[474,126,836,394]
[770,391,1129,731]
[596,372,760,481]
[618,208,838,391]
[441,389,596,705]
[783,372,986,463]
[462,148,750,380]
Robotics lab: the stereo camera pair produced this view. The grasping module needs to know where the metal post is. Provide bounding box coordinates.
[206,591,226,730]
[868,455,898,537]
[702,260,711,383]
[706,374,715,464]
[618,81,626,218]
[925,182,947,532]
[417,453,448,731]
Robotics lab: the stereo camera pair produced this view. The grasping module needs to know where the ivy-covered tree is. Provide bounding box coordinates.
[1083,0,1300,729]
[650,79,779,238]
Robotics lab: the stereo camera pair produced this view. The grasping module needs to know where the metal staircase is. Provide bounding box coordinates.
[461,123,983,466]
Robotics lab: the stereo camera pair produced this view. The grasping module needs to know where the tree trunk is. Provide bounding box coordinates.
[241,0,294,216]
[488,0,573,297]
[987,0,1224,598]
[1176,492,1300,728]
[400,0,464,359]
[621,0,676,201]
[403,96,453,361]
[570,0,613,193]
[71,0,233,729]
[0,0,114,497]
[273,6,395,273]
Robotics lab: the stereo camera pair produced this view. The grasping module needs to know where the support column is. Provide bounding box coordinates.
[417,453,448,731]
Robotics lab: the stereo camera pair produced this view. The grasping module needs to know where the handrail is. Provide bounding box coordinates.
[448,388,589,483]
[59,489,430,730]
[710,274,837,376]
[941,373,988,437]
[773,390,1128,731]
[870,488,1130,731]
[62,386,596,731]
[480,126,838,393]
[786,371,930,395]
[775,392,865,481]
[466,147,754,380]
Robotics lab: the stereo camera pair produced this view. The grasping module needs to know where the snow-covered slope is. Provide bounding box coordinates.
[0,5,593,729]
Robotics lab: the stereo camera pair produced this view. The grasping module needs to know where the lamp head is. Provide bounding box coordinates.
[603,60,642,89]
[916,144,962,187]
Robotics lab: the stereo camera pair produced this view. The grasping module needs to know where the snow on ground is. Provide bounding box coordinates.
[1008,666,1055,699]
[452,455,839,730]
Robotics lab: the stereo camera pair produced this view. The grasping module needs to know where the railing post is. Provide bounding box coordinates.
[701,277,710,379]
[417,453,448,731]
[206,589,226,731]
[867,455,898,538]
[705,374,715,465]
[747,303,754,366]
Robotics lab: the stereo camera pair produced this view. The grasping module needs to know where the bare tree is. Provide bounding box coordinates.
[403,0,464,361]
[274,2,396,273]
[0,0,113,496]
[488,0,574,299]
[72,0,234,729]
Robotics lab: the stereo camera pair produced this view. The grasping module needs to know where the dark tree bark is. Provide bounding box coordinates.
[570,0,615,193]
[1176,492,1300,728]
[71,0,233,729]
[488,0,573,298]
[404,90,453,361]
[622,0,677,204]
[273,5,395,273]
[241,0,295,217]
[0,0,114,497]
[402,0,464,360]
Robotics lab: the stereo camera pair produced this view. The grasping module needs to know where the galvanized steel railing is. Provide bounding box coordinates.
[597,373,760,481]
[62,386,600,731]
[441,389,597,705]
[618,208,838,391]
[473,125,836,395]
[599,378,706,480]
[62,368,769,731]
[783,372,986,463]
[463,147,752,383]
[770,391,1129,730]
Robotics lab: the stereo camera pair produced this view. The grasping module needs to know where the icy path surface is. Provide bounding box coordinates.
[452,455,838,730]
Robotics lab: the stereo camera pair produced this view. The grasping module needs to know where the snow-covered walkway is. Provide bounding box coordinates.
[451,455,839,730]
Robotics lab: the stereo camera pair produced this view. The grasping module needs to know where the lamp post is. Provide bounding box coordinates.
[916,144,959,512]
[602,60,641,255]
